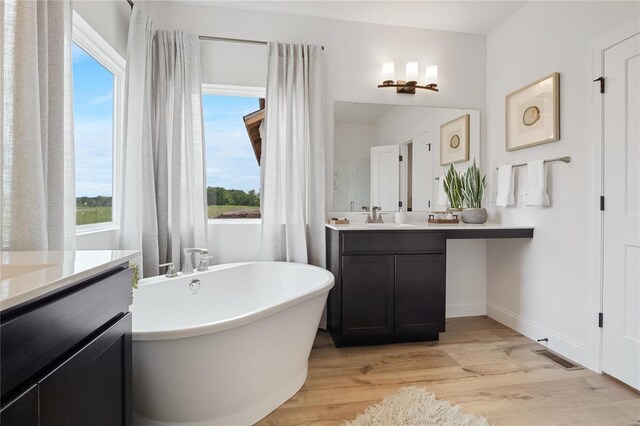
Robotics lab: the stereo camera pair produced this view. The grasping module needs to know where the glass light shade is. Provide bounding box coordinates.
[382,61,395,82]
[425,65,438,86]
[405,61,419,83]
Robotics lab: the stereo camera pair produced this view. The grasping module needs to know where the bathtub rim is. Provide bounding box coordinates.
[131,261,334,342]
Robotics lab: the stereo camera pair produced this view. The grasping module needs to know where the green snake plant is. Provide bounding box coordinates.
[462,159,486,208]
[443,164,463,209]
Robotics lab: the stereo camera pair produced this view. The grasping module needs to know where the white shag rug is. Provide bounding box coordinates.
[344,386,489,426]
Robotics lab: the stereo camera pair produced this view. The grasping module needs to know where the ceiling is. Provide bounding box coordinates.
[186,1,527,35]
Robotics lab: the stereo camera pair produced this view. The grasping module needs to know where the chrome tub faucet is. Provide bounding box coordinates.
[183,248,209,274]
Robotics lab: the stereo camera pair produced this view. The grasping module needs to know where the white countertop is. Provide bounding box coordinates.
[325,222,535,231]
[1,250,140,311]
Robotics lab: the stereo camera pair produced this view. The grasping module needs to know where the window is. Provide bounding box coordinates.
[202,85,265,220]
[72,12,124,231]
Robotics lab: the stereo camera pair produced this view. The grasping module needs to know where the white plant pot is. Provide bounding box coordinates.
[461,208,488,224]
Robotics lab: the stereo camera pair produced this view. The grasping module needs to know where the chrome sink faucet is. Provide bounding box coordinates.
[363,206,385,223]
[372,206,385,223]
[183,248,209,274]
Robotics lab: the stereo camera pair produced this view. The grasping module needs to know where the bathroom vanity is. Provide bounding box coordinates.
[0,250,139,426]
[326,224,533,347]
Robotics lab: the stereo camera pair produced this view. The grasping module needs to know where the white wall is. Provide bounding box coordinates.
[73,0,130,58]
[485,1,639,368]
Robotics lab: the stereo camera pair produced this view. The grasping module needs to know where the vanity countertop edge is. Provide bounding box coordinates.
[325,223,534,239]
[1,250,140,312]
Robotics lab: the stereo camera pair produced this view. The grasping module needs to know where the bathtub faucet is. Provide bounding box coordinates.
[159,262,178,278]
[183,248,209,274]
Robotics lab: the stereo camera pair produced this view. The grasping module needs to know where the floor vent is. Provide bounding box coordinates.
[533,349,583,371]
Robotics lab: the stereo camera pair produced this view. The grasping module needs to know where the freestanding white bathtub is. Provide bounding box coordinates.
[130,261,334,426]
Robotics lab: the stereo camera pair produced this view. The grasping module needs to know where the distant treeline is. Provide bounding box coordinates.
[207,187,260,206]
[76,187,260,208]
[77,196,112,207]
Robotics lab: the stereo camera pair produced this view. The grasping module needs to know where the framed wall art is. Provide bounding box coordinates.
[505,72,560,151]
[440,113,470,165]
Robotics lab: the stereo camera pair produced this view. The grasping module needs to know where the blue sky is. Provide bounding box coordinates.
[73,43,261,196]
[202,95,261,192]
[72,43,114,197]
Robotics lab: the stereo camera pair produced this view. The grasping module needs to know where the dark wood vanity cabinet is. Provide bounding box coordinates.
[327,228,446,347]
[341,254,395,337]
[1,264,133,426]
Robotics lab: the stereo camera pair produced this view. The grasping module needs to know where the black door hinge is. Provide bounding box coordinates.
[427,143,431,151]
[399,201,403,208]
[594,76,605,94]
[599,312,603,328]
[399,155,403,161]
[600,196,605,211]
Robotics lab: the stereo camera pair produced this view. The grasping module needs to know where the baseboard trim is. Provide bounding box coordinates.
[486,303,589,368]
[446,303,486,318]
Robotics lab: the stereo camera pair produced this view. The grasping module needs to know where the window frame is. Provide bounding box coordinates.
[72,11,125,234]
[201,84,265,224]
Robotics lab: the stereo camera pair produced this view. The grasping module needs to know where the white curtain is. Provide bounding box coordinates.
[1,0,76,251]
[260,42,326,268]
[120,6,207,277]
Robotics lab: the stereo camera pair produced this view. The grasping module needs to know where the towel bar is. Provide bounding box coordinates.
[495,156,571,170]
[434,156,571,180]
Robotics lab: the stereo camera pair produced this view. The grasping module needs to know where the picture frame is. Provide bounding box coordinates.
[505,72,560,151]
[440,114,470,166]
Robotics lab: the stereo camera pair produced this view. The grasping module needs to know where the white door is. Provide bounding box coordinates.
[602,32,640,390]
[370,144,400,211]
[412,131,434,211]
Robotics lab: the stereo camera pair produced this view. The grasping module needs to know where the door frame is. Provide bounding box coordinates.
[587,19,640,373]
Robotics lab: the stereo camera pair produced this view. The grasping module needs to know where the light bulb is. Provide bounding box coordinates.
[425,65,438,86]
[382,61,395,83]
[405,61,419,83]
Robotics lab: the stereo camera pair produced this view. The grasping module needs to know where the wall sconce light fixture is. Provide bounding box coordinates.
[378,61,438,94]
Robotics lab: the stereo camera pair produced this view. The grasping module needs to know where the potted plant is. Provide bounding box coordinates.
[461,159,488,224]
[442,164,463,213]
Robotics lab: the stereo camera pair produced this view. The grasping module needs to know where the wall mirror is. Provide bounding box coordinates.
[333,102,480,212]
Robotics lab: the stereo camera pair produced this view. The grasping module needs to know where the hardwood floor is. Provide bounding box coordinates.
[258,316,640,425]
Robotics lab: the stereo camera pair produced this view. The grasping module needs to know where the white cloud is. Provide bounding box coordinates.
[84,91,113,107]
[74,116,113,197]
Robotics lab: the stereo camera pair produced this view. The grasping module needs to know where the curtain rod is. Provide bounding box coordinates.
[126,0,324,50]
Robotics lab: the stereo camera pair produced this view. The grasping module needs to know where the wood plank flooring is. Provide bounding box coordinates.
[258,316,640,425]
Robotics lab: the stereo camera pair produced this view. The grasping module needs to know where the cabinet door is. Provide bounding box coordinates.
[39,313,132,426]
[342,255,394,336]
[395,254,445,335]
[0,384,38,426]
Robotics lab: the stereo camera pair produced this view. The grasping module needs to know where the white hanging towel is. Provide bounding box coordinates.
[496,165,515,207]
[437,176,449,207]
[526,160,550,207]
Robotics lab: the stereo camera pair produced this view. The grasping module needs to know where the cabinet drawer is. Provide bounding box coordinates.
[342,232,445,254]
[1,267,131,399]
[39,313,132,426]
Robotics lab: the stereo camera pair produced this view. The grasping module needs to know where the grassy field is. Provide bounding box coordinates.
[77,206,112,225]
[208,205,260,219]
[76,205,260,225]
